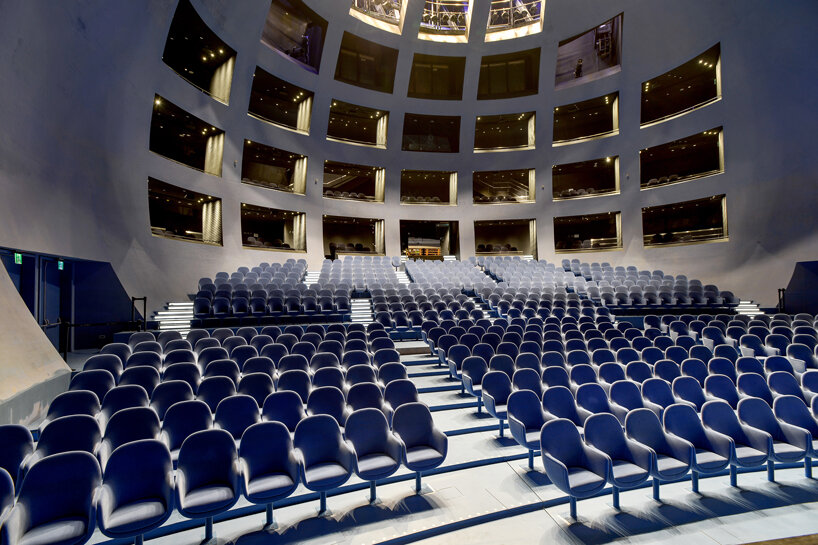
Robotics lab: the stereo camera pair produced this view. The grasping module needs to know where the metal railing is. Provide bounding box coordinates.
[486,0,541,32]
[351,0,402,24]
[420,0,468,33]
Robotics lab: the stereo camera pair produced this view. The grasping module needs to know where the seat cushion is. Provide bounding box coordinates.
[356,453,399,480]
[405,446,445,471]
[694,448,728,471]
[566,466,606,496]
[19,519,86,545]
[304,462,350,490]
[610,459,649,485]
[734,445,768,467]
[772,441,806,462]
[180,485,236,515]
[246,472,296,500]
[656,454,689,478]
[104,500,167,535]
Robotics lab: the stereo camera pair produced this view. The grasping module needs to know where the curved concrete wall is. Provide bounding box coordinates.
[0,0,816,309]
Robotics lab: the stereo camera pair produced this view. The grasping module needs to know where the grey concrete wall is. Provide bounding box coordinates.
[0,0,816,312]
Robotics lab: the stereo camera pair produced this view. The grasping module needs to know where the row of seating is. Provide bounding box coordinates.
[0,402,447,545]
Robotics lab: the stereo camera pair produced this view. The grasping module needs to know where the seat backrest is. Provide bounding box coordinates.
[101,439,172,515]
[0,425,33,485]
[162,400,212,451]
[392,402,435,449]
[177,429,237,492]
[214,395,261,440]
[293,414,344,467]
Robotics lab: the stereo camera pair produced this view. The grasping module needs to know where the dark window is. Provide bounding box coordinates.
[162,0,237,103]
[641,44,720,125]
[474,219,536,257]
[261,0,327,73]
[401,170,454,204]
[148,178,222,245]
[554,212,621,252]
[400,220,459,259]
[641,128,722,188]
[642,195,727,246]
[474,112,534,150]
[241,140,305,193]
[323,215,382,256]
[150,95,224,175]
[555,14,622,88]
[248,68,313,132]
[402,113,460,153]
[473,169,534,204]
[552,157,618,200]
[241,203,306,250]
[323,161,381,202]
[327,100,386,146]
[553,93,617,143]
[477,48,540,100]
[334,32,399,94]
[408,53,466,100]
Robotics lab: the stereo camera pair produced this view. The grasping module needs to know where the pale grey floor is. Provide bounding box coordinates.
[85,345,818,545]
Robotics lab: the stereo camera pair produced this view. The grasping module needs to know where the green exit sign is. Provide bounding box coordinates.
[13,253,22,265]
[57,260,64,271]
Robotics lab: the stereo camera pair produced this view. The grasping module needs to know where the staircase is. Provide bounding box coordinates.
[350,297,373,324]
[736,300,764,317]
[154,302,193,334]
[303,270,321,285]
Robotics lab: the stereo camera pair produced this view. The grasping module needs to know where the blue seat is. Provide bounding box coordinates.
[307,386,349,429]
[542,385,591,431]
[542,365,571,390]
[577,382,622,422]
[597,362,625,391]
[625,408,693,500]
[569,364,597,393]
[345,364,378,389]
[765,355,797,376]
[98,406,161,470]
[701,400,770,486]
[150,380,194,420]
[708,357,738,384]
[83,354,123,380]
[663,403,731,492]
[197,376,237,413]
[39,390,100,433]
[625,361,653,384]
[540,418,610,519]
[737,372,774,406]
[197,346,229,370]
[293,415,355,515]
[22,414,101,479]
[0,468,11,525]
[704,374,741,409]
[243,356,276,379]
[512,368,543,398]
[680,358,708,386]
[97,439,174,544]
[738,397,809,481]
[768,371,809,404]
[384,380,419,413]
[1,451,101,545]
[346,408,402,503]
[69,369,116,402]
[0,425,33,488]
[262,390,306,433]
[176,429,241,542]
[773,395,818,477]
[100,343,132,367]
[238,372,275,407]
[260,344,289,368]
[204,359,241,385]
[585,413,652,509]
[277,354,309,374]
[277,369,312,403]
[373,348,401,368]
[392,402,448,493]
[737,356,765,376]
[163,349,196,366]
[653,359,681,383]
[507,390,551,469]
[160,400,212,463]
[291,341,317,362]
[342,350,372,370]
[347,382,393,423]
[377,362,408,387]
[616,347,640,366]
[194,338,221,355]
[215,395,261,442]
[98,384,150,429]
[239,421,299,529]
[231,345,258,369]
[641,378,679,416]
[542,351,567,369]
[672,376,708,410]
[609,380,651,420]
[462,356,488,410]
[312,366,346,392]
[482,371,512,437]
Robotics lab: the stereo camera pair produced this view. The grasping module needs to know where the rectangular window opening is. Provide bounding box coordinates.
[553,92,618,144]
[327,99,388,147]
[552,156,619,200]
[401,170,456,205]
[150,95,224,176]
[473,169,535,204]
[642,195,727,247]
[474,111,535,151]
[241,203,306,251]
[248,68,314,133]
[554,211,621,252]
[475,218,537,258]
[555,13,622,90]
[241,140,306,194]
[641,128,723,188]
[323,215,385,257]
[148,178,222,245]
[261,0,327,73]
[323,161,384,203]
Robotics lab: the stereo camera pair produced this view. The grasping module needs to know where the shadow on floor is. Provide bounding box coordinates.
[562,480,818,545]
[234,493,440,545]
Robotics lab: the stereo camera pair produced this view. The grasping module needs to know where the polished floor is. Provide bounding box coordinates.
[83,343,818,545]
